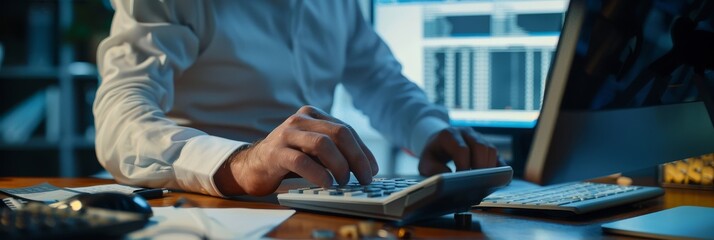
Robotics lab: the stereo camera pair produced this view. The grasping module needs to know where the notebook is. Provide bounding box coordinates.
[602,206,714,239]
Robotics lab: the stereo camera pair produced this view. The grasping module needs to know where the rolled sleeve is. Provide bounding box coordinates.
[173,135,247,197]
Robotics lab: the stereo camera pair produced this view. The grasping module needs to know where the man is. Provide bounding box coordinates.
[94,0,499,197]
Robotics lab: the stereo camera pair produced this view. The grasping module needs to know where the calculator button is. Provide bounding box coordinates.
[366,191,384,198]
[343,191,365,197]
[318,190,343,196]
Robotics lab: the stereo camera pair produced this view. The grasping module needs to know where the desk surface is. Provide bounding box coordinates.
[1,177,712,239]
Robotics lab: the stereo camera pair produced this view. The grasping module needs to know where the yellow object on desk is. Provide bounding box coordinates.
[661,153,714,188]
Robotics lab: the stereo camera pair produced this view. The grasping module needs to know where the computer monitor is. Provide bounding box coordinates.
[373,0,569,129]
[525,0,714,185]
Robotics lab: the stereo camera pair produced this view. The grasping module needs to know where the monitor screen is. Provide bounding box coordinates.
[525,0,714,184]
[373,0,570,128]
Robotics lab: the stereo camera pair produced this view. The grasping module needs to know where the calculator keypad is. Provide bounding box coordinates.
[288,178,419,198]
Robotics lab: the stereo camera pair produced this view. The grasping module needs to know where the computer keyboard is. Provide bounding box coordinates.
[476,182,664,215]
[1,202,149,240]
[278,166,513,223]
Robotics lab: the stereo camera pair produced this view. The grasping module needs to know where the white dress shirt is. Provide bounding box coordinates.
[95,0,450,196]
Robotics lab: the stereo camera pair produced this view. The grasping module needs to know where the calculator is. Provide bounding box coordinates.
[278,166,512,223]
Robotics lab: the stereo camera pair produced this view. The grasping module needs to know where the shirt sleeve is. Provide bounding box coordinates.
[94,0,245,197]
[340,2,451,157]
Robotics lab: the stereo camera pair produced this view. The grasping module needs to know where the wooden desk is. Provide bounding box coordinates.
[2,177,713,239]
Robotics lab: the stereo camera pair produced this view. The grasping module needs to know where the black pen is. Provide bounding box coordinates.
[132,188,169,199]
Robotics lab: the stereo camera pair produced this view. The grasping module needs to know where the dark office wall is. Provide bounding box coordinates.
[0,1,112,177]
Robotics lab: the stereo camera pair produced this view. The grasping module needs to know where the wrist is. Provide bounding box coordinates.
[214,143,254,196]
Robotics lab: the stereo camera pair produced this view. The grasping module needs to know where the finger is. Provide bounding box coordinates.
[475,143,492,169]
[481,136,498,168]
[419,153,451,176]
[291,108,373,184]
[279,148,333,188]
[440,129,471,171]
[488,145,499,167]
[300,120,373,184]
[462,128,488,168]
[284,128,351,185]
[350,128,379,176]
[461,128,491,169]
[298,106,379,176]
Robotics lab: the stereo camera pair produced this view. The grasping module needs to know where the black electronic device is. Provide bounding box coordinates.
[475,0,713,215]
[525,0,714,185]
[51,192,153,218]
[278,166,512,223]
[0,202,149,240]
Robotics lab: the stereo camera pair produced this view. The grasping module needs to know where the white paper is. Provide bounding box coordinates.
[68,184,143,195]
[128,207,295,240]
[0,183,81,202]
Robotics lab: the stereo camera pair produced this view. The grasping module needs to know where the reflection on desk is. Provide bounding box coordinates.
[1,177,712,239]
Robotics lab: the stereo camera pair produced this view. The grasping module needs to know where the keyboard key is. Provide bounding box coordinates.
[478,182,663,213]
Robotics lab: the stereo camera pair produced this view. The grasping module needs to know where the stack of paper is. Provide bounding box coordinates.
[129,207,295,240]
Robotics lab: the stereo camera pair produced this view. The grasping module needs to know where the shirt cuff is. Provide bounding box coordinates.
[409,116,450,157]
[173,135,249,197]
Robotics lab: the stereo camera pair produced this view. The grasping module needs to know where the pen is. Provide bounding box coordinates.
[132,188,169,199]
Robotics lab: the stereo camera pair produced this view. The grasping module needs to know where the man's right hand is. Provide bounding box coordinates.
[215,106,379,196]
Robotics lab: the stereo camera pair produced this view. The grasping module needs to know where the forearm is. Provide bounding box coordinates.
[95,0,241,197]
[93,75,246,196]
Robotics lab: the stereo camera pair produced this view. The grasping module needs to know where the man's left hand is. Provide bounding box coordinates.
[418,127,499,176]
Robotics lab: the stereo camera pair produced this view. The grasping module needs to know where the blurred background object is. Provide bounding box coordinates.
[0,42,4,70]
[661,153,714,189]
[0,0,113,177]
